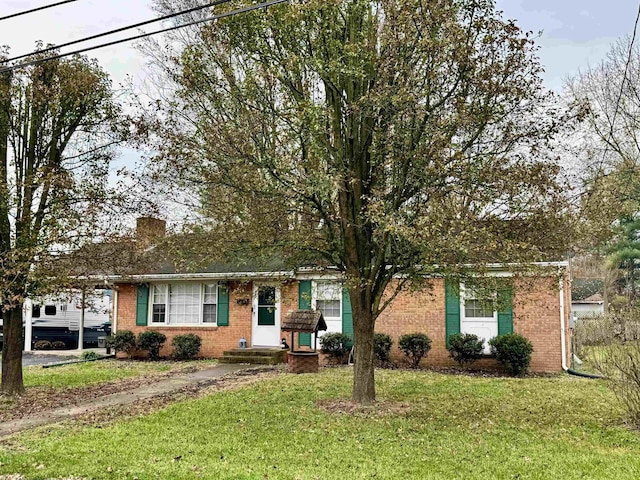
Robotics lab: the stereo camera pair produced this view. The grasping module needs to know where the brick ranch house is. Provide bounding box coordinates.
[108,221,571,373]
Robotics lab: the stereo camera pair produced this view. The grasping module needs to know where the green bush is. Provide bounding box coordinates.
[107,330,137,356]
[447,333,484,367]
[374,333,393,365]
[137,331,167,361]
[399,333,432,368]
[172,334,202,360]
[80,351,102,361]
[34,340,52,350]
[51,340,66,350]
[320,333,352,363]
[489,333,534,375]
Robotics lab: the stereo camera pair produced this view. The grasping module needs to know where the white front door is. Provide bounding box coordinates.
[461,285,498,354]
[252,284,281,347]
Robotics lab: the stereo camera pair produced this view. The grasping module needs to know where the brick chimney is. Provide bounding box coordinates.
[136,217,166,248]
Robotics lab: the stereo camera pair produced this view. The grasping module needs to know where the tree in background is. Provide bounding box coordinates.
[568,37,640,306]
[141,0,573,403]
[0,52,122,395]
[606,215,640,302]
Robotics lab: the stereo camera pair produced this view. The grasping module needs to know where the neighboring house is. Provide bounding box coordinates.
[571,293,605,320]
[108,219,571,373]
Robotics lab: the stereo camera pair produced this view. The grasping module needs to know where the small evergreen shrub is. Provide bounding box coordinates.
[107,330,137,356]
[447,333,484,367]
[374,333,393,365]
[81,351,101,361]
[172,334,202,360]
[489,333,534,375]
[137,331,167,361]
[51,341,66,350]
[34,340,52,350]
[320,333,352,363]
[399,333,432,368]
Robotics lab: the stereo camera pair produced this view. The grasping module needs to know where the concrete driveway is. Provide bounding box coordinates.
[21,352,79,367]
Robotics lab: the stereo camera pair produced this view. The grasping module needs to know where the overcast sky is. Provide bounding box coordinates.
[1,0,638,173]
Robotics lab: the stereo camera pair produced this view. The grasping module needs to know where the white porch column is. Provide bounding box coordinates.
[23,298,33,352]
[77,289,85,351]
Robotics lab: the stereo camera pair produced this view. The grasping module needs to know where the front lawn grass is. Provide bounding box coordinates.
[0,359,217,423]
[22,359,214,389]
[1,368,639,479]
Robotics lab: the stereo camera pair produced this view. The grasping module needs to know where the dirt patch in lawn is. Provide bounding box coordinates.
[317,398,412,417]
[0,364,212,424]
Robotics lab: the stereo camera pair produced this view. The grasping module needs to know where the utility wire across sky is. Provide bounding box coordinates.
[0,0,290,74]
[0,0,80,22]
[4,0,234,64]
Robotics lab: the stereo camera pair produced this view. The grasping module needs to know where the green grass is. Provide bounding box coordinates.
[1,368,640,479]
[22,359,215,389]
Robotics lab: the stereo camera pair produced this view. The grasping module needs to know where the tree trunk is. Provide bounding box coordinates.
[1,306,25,396]
[351,290,376,404]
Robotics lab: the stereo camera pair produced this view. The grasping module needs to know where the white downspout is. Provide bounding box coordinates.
[559,276,568,371]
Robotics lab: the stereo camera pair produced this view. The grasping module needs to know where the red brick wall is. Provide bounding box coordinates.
[115,282,253,358]
[115,273,570,372]
[374,276,570,372]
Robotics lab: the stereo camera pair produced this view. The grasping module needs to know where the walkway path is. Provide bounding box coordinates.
[0,363,250,438]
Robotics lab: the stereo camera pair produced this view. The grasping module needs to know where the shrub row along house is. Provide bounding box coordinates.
[105,218,571,372]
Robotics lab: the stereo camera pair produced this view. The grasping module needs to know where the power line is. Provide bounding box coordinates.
[595,2,640,177]
[0,0,80,22]
[5,0,234,64]
[0,0,290,74]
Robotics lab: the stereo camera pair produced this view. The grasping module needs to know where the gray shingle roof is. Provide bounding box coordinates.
[281,310,327,333]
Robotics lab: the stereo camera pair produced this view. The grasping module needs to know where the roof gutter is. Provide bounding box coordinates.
[102,271,296,283]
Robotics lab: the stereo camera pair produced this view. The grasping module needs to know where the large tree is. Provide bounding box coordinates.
[0,52,121,395]
[143,0,572,403]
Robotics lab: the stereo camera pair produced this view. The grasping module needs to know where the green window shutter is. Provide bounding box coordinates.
[298,280,312,347]
[445,280,461,347]
[342,288,353,347]
[136,284,149,326]
[497,285,514,336]
[217,282,230,326]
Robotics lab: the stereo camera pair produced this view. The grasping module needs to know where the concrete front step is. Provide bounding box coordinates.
[219,355,283,365]
[220,348,288,365]
[224,348,287,357]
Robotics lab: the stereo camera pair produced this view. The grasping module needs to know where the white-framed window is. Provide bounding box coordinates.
[313,281,342,335]
[150,283,218,326]
[151,285,167,324]
[460,284,498,354]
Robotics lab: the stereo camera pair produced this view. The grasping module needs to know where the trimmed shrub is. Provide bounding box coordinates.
[81,351,101,361]
[51,341,66,350]
[172,334,202,360]
[374,333,393,365]
[320,333,352,363]
[399,333,432,368]
[489,333,534,375]
[107,330,136,356]
[137,331,167,361]
[447,333,484,367]
[34,340,52,351]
